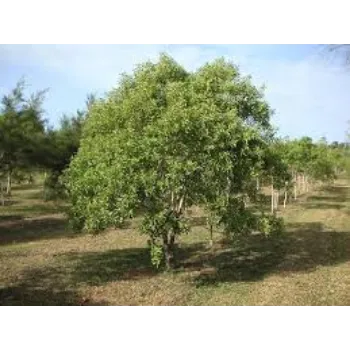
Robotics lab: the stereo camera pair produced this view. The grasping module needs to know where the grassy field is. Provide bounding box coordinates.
[0,179,350,305]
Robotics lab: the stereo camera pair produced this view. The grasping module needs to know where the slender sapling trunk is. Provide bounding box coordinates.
[271,179,274,214]
[0,182,4,206]
[163,233,175,270]
[209,224,213,247]
[284,189,287,208]
[6,171,11,196]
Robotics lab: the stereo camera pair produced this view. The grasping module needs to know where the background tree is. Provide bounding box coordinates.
[42,94,95,199]
[0,79,48,196]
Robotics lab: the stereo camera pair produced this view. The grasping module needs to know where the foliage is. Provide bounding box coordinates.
[43,172,66,201]
[258,214,285,237]
[261,139,292,189]
[217,196,258,237]
[149,243,164,269]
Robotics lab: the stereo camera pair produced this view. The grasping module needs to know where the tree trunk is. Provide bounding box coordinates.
[256,178,260,191]
[271,181,274,214]
[274,190,278,211]
[0,182,4,206]
[163,233,175,270]
[294,173,297,200]
[226,176,231,203]
[209,224,213,247]
[164,193,185,269]
[297,174,300,195]
[6,171,12,196]
[284,189,287,208]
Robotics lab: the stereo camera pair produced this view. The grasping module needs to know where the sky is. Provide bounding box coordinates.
[0,44,349,142]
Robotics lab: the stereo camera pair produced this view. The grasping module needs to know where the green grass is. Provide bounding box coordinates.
[0,180,350,305]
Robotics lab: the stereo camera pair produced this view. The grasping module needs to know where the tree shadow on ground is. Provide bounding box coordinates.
[301,203,345,210]
[63,242,213,286]
[307,195,347,204]
[0,265,105,306]
[298,184,349,211]
[6,203,66,215]
[11,183,40,192]
[319,185,349,200]
[180,222,350,287]
[0,214,24,222]
[0,243,199,305]
[0,245,188,305]
[0,216,81,245]
[55,220,350,289]
[2,221,350,305]
[62,247,157,285]
[0,284,80,306]
[0,266,81,306]
[0,200,19,206]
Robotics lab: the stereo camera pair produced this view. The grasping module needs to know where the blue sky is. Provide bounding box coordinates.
[1,44,349,142]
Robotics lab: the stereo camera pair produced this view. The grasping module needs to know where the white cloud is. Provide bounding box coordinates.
[1,45,349,141]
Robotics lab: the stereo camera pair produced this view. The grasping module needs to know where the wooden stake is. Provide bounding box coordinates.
[6,171,11,196]
[297,174,300,195]
[271,181,274,214]
[284,190,287,208]
[283,182,288,208]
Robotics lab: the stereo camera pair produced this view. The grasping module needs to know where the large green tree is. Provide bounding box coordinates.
[64,54,276,269]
